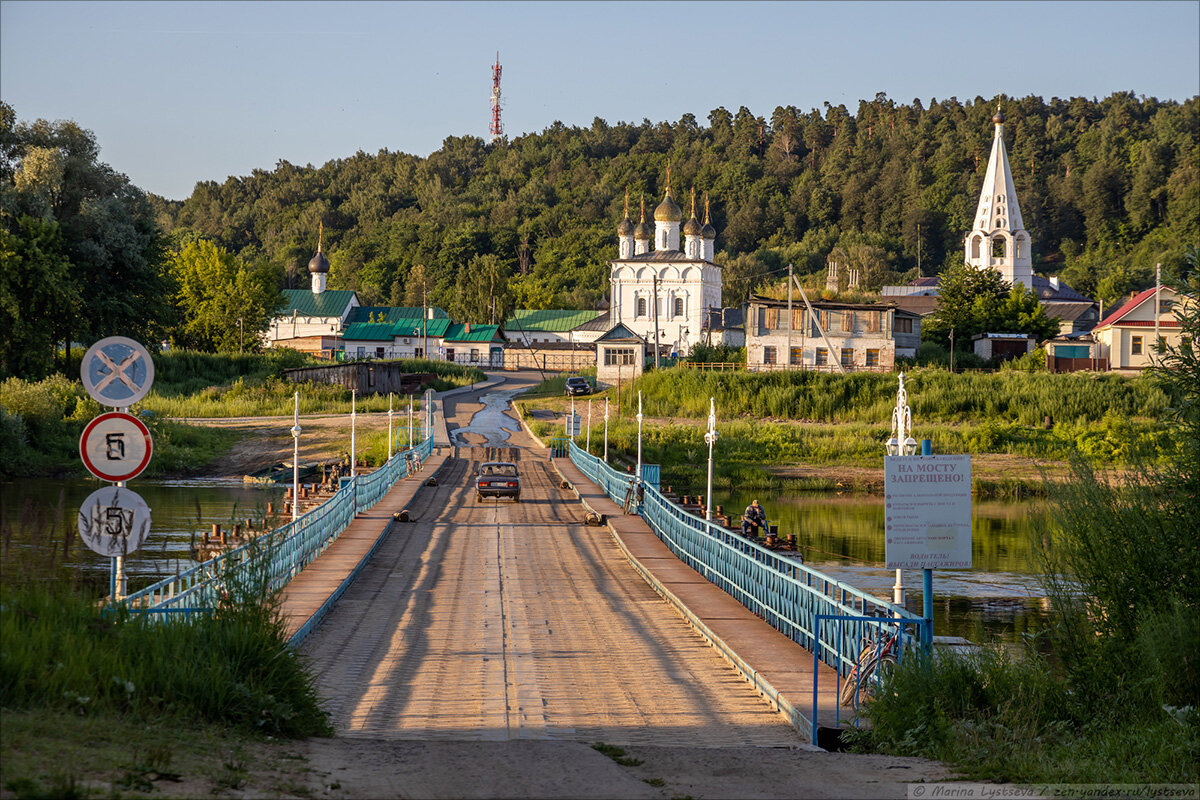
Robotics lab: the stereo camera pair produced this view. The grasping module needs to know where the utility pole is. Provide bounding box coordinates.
[1153,263,1162,366]
[652,274,661,369]
[422,284,428,361]
[786,264,794,370]
[916,223,922,277]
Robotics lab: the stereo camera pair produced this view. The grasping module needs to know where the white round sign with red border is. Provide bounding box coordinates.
[79,412,154,482]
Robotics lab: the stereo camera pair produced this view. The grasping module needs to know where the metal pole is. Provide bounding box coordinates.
[786,263,793,370]
[351,388,357,477]
[652,275,660,370]
[636,391,643,483]
[1154,263,1161,366]
[408,395,414,449]
[291,391,301,522]
[705,397,717,521]
[921,437,933,646]
[586,398,592,452]
[603,397,609,462]
[388,393,394,460]
[570,394,576,441]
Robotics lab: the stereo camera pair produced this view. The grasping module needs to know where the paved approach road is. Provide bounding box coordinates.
[299,374,799,747]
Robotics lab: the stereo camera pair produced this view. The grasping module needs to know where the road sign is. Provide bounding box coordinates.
[80,412,153,482]
[81,336,155,407]
[76,485,151,557]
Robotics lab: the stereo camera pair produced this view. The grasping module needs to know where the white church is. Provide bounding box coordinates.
[606,172,723,356]
[965,107,1034,288]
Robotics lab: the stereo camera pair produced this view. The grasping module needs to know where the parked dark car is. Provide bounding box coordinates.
[564,377,592,396]
[476,462,520,502]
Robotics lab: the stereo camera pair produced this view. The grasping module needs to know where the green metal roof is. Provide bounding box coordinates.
[596,323,646,342]
[444,323,502,343]
[279,289,359,318]
[505,309,603,332]
[342,322,397,341]
[345,305,449,325]
[391,318,451,338]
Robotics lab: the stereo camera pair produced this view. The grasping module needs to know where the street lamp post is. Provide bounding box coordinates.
[586,398,592,452]
[388,393,394,461]
[603,397,609,462]
[885,372,918,606]
[636,391,643,485]
[408,395,414,450]
[291,391,301,522]
[350,388,357,478]
[704,397,718,522]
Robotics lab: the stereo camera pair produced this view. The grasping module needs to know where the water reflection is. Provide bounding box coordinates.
[1,478,284,594]
[718,490,1052,643]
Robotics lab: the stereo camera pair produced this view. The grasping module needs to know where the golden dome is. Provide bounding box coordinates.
[683,217,702,236]
[654,193,682,222]
[617,217,634,236]
[634,221,652,240]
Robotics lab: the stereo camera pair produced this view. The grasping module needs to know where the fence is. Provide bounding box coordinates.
[564,439,921,682]
[121,411,434,617]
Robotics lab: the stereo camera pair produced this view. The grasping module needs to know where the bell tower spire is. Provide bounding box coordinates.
[964,100,1032,288]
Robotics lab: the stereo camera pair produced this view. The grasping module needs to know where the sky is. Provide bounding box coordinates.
[2,0,1197,201]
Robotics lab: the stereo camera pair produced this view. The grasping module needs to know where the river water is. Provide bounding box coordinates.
[1,478,285,594]
[3,474,1051,645]
[718,489,1051,644]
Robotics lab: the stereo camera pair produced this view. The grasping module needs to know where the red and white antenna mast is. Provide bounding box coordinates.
[489,52,504,143]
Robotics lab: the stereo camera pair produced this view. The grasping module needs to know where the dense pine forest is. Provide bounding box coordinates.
[153,92,1198,316]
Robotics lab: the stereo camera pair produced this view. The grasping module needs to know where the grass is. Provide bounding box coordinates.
[0,709,317,799]
[591,742,644,767]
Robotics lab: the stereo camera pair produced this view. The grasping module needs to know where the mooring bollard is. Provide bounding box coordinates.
[267,501,274,515]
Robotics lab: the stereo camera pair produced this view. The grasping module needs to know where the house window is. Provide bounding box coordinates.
[895,317,913,333]
[815,348,828,366]
[673,297,684,317]
[445,348,455,362]
[1157,336,1166,352]
[356,347,366,358]
[763,346,777,365]
[841,311,853,332]
[375,347,384,359]
[790,347,803,365]
[470,349,480,363]
[637,297,647,317]
[414,347,423,358]
[1131,336,1143,355]
[765,308,779,329]
[841,348,854,366]
[866,349,880,367]
[604,347,636,366]
[1159,299,1174,314]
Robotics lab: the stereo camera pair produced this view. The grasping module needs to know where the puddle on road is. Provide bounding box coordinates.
[450,387,523,447]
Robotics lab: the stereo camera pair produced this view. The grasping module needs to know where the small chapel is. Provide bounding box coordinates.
[606,169,724,356]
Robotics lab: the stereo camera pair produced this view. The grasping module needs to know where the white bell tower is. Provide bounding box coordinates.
[964,106,1033,289]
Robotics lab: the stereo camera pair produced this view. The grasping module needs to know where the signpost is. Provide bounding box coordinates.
[79,337,156,601]
[79,412,153,482]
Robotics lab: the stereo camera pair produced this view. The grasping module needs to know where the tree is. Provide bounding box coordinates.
[0,216,77,378]
[1,103,171,369]
[923,263,1057,347]
[167,238,281,352]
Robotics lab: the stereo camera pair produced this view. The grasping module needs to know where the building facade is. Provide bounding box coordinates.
[744,297,921,372]
[1092,286,1190,372]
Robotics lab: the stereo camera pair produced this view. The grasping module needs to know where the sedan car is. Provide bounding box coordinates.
[476,461,520,502]
[564,376,592,396]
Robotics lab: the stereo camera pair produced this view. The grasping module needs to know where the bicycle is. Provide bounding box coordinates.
[839,624,900,711]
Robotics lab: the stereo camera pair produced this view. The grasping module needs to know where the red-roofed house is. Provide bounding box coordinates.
[1092,286,1191,372]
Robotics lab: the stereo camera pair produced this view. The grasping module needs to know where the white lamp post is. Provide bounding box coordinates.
[570,393,576,440]
[387,392,394,461]
[586,398,592,452]
[291,391,301,522]
[603,397,609,462]
[408,395,414,448]
[886,372,918,605]
[636,390,643,484]
[704,397,718,522]
[350,388,357,478]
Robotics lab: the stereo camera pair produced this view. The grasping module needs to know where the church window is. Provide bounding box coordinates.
[673,297,684,317]
[637,297,647,317]
[971,236,982,260]
[992,237,1006,259]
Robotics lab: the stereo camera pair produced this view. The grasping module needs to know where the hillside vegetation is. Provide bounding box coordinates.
[152,92,1198,318]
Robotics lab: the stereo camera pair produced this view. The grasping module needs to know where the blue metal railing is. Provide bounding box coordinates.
[123,425,433,616]
[565,439,921,677]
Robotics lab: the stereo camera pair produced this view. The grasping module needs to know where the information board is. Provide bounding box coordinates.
[884,454,972,569]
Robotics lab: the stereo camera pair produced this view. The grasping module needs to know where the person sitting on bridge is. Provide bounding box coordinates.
[742,499,767,537]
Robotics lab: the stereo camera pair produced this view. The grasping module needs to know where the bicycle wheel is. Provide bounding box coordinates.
[851,654,898,712]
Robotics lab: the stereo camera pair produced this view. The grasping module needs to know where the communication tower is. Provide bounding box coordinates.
[489,52,504,143]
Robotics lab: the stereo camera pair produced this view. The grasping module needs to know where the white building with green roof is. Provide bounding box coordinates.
[502,309,606,346]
